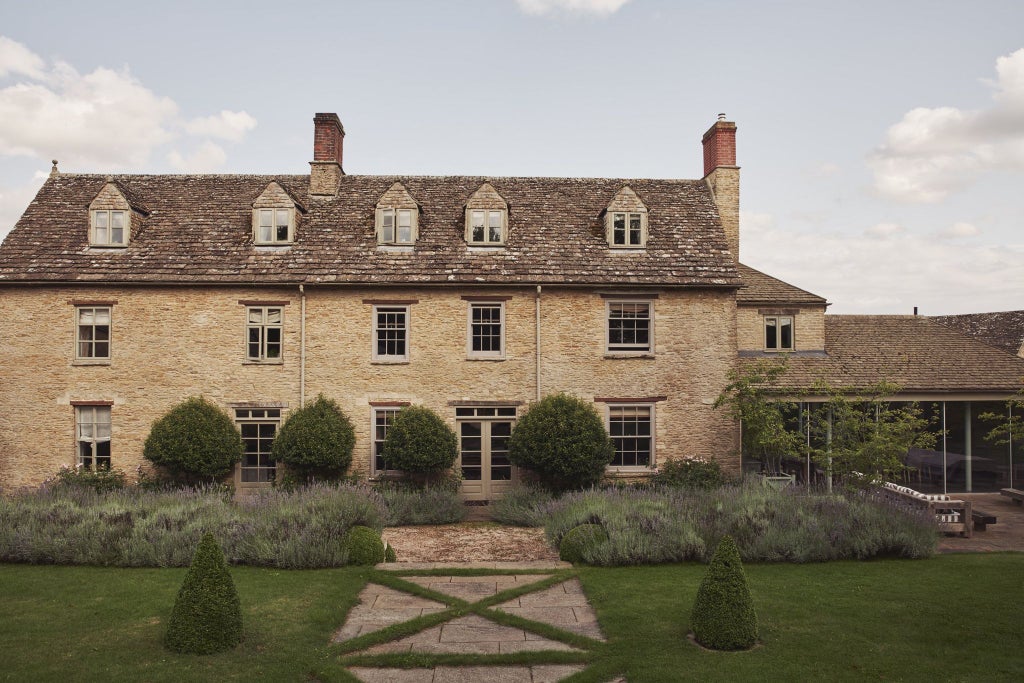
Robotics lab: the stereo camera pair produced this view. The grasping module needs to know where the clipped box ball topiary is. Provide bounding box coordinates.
[271,395,355,482]
[346,525,386,565]
[382,405,457,477]
[509,393,615,492]
[165,532,242,654]
[143,397,244,483]
[690,535,758,650]
[558,523,609,564]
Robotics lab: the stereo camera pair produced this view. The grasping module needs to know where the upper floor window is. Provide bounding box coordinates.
[765,315,794,351]
[91,210,127,247]
[378,208,416,245]
[255,208,294,244]
[604,186,649,248]
[468,209,506,245]
[373,305,409,361]
[607,301,652,354]
[247,306,283,361]
[76,405,112,471]
[76,306,111,360]
[467,302,505,359]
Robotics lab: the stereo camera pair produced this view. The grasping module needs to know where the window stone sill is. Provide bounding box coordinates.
[603,353,655,360]
[371,360,410,365]
[72,359,111,366]
[466,356,506,362]
[242,360,284,366]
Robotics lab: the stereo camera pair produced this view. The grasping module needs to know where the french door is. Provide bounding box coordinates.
[457,406,516,501]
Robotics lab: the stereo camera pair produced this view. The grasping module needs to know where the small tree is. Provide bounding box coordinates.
[981,388,1024,456]
[165,532,242,654]
[809,381,936,486]
[272,395,355,483]
[714,360,803,474]
[143,397,244,484]
[508,393,615,492]
[690,535,758,651]
[382,405,457,483]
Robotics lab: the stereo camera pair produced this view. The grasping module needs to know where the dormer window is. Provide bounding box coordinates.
[468,209,505,245]
[604,186,648,248]
[375,182,419,246]
[91,210,127,247]
[765,315,794,351]
[252,181,302,245]
[256,208,294,244]
[464,182,508,246]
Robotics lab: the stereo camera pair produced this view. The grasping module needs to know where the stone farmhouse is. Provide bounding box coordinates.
[0,113,1021,498]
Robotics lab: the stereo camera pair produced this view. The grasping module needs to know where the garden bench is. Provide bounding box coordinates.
[971,510,997,532]
[999,488,1024,506]
[879,482,972,538]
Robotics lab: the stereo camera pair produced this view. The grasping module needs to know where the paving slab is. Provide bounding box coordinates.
[332,584,446,643]
[353,614,581,656]
[495,579,605,640]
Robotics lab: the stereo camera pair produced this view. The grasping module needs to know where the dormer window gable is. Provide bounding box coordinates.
[252,181,299,245]
[464,182,508,246]
[604,186,649,248]
[375,182,419,245]
[88,181,139,248]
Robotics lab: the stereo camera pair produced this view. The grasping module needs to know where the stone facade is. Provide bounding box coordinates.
[736,305,827,352]
[0,283,740,489]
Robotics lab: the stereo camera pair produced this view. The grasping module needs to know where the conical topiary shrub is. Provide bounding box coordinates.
[165,532,242,654]
[690,535,758,650]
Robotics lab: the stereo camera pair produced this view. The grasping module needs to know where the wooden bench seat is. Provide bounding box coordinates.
[972,509,998,531]
[1000,488,1024,505]
[879,482,972,538]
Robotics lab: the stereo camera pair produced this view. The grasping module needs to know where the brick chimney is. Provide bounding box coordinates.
[310,113,345,196]
[702,115,739,261]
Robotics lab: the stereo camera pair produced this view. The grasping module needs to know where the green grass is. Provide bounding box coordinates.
[2,555,1023,682]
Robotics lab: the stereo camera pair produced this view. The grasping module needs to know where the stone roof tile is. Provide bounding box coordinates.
[0,174,741,287]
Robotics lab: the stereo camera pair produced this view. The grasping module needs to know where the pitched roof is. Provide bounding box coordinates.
[0,173,741,287]
[742,315,1024,393]
[736,263,827,305]
[932,311,1024,357]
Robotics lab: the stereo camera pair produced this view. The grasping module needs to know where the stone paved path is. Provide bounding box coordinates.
[334,562,610,682]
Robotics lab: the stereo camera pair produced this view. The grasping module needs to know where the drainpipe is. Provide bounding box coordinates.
[299,284,306,406]
[535,285,542,401]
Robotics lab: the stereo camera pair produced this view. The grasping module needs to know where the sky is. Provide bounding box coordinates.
[0,0,1022,315]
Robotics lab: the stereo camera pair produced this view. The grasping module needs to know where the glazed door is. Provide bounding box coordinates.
[459,419,515,501]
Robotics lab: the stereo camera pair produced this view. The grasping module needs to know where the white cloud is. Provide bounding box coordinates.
[816,162,841,177]
[168,141,228,172]
[0,36,46,80]
[0,36,255,172]
[741,210,1024,314]
[864,222,903,238]
[185,110,257,142]
[516,0,632,17]
[938,221,980,239]
[870,48,1024,202]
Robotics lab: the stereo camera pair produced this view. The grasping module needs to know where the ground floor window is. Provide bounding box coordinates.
[372,407,401,475]
[236,408,280,484]
[76,405,111,470]
[608,405,653,467]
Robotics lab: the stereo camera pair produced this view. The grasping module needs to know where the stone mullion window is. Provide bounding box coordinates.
[76,306,112,360]
[76,406,112,471]
[247,306,283,361]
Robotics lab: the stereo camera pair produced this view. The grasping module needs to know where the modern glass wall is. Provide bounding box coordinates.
[743,399,1018,493]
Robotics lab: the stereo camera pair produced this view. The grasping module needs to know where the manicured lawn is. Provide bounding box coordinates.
[2,555,1022,682]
